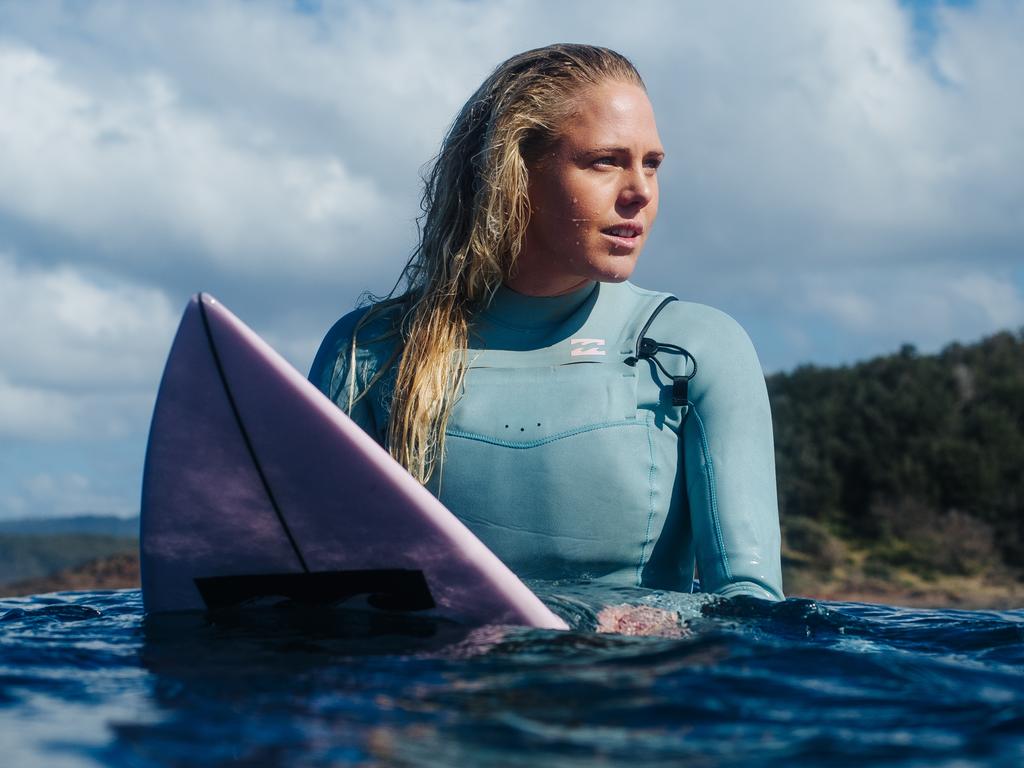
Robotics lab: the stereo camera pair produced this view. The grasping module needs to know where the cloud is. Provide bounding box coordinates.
[634,0,1024,279]
[0,253,177,438]
[951,273,1024,329]
[2,472,137,519]
[796,265,1024,360]
[0,253,177,386]
[0,0,1021,517]
[4,1,1020,310]
[0,43,388,275]
[0,374,78,440]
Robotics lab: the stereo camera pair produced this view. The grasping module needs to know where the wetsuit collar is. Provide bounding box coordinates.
[483,282,598,330]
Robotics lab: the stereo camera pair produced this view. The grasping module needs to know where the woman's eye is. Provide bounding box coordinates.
[644,157,663,170]
[594,156,617,167]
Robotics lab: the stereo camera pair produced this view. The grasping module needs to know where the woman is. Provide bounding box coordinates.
[310,44,783,602]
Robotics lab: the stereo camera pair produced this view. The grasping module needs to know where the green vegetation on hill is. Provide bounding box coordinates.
[0,515,138,537]
[0,534,137,586]
[769,329,1024,600]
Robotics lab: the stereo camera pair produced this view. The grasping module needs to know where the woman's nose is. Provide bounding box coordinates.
[619,166,654,208]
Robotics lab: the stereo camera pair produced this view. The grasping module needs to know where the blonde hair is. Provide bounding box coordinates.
[347,44,645,482]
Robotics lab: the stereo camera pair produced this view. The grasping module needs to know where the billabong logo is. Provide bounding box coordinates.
[570,338,606,357]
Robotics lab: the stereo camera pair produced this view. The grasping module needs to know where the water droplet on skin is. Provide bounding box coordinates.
[571,197,578,203]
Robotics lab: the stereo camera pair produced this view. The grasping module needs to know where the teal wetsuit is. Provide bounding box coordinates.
[310,280,784,600]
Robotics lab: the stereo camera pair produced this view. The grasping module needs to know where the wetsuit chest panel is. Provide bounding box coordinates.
[448,360,638,441]
[437,357,665,582]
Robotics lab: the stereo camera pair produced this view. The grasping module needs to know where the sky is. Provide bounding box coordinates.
[0,0,1021,520]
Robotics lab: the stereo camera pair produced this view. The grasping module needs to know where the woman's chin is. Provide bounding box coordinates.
[592,260,638,283]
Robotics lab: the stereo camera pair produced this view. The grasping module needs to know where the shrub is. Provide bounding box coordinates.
[781,516,846,573]
[868,497,997,577]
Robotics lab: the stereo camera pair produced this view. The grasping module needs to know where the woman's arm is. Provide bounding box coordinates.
[657,303,785,600]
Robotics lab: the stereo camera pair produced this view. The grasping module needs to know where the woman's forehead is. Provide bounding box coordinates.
[559,81,662,152]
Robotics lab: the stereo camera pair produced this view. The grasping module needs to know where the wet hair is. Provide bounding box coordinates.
[346,44,645,482]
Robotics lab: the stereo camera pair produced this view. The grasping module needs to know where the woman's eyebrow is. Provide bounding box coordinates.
[571,146,665,163]
[589,145,629,154]
[583,146,666,156]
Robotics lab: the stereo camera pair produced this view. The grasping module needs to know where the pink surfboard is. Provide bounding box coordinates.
[140,293,567,629]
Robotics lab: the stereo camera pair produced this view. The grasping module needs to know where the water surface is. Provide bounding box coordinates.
[2,585,1023,766]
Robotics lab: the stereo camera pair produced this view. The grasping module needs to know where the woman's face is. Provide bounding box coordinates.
[509,80,664,297]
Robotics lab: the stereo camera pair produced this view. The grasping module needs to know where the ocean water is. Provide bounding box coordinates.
[1,585,1023,767]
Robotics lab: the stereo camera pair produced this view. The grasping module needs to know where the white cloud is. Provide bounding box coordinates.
[807,290,877,334]
[0,43,387,272]
[3,1,1020,295]
[801,266,1024,349]
[633,0,1024,278]
[0,0,1021,517]
[0,374,77,439]
[952,273,1024,329]
[0,253,177,388]
[2,472,136,519]
[0,253,176,438]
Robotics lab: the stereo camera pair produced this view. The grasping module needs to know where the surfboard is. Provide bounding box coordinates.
[140,293,568,630]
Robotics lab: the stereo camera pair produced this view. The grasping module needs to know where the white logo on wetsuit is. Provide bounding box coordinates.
[570,338,606,357]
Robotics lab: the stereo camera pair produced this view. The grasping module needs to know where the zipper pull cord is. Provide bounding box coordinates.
[623,296,697,408]
[625,338,697,406]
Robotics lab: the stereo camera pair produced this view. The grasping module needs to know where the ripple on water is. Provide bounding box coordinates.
[0,587,1023,767]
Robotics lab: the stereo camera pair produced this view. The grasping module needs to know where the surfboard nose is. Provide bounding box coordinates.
[141,294,304,613]
[141,294,568,630]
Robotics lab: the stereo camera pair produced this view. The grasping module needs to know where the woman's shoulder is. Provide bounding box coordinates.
[323,300,406,349]
[616,282,764,391]
[617,282,753,347]
[309,301,404,391]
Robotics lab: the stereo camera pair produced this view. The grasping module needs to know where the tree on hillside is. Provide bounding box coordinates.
[768,329,1024,575]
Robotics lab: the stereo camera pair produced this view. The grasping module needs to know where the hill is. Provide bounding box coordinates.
[2,552,139,597]
[0,516,138,592]
[0,515,138,537]
[769,329,1024,605]
[0,533,137,587]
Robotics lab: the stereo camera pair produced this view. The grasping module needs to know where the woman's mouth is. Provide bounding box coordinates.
[600,222,644,249]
